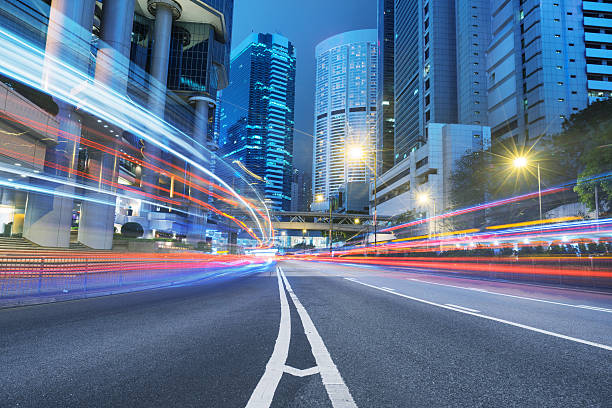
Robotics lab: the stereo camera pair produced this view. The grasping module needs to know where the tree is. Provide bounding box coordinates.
[551,99,612,213]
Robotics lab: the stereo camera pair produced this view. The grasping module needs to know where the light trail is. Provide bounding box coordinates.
[0,26,272,243]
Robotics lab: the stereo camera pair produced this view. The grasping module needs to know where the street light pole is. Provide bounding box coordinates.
[537,162,543,235]
[373,147,378,251]
[329,197,333,254]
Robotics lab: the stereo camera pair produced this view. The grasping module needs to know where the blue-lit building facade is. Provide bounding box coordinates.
[0,0,240,249]
[378,0,395,175]
[313,29,378,211]
[219,33,296,211]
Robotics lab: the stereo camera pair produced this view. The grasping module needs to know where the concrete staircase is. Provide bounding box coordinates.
[0,236,111,252]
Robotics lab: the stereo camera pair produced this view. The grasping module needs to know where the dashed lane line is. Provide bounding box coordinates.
[344,278,612,352]
[445,304,480,313]
[408,278,612,313]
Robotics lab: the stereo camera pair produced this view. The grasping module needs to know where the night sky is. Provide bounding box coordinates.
[231,0,376,175]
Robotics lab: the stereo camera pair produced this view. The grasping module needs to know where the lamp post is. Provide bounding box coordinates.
[513,156,543,231]
[347,144,377,248]
[417,192,436,245]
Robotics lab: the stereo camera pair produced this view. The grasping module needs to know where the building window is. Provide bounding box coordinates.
[425,110,430,121]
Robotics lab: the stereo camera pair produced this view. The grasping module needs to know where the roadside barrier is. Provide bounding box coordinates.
[0,251,271,303]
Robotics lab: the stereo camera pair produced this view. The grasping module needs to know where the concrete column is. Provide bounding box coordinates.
[78,0,135,249]
[23,0,95,247]
[190,95,216,146]
[23,105,83,247]
[185,96,215,243]
[94,0,135,92]
[78,151,117,249]
[140,1,181,238]
[147,0,182,115]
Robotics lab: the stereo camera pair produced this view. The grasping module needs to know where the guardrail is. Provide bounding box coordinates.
[0,251,272,305]
[296,255,612,289]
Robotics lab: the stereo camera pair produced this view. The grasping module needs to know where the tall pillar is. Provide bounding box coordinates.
[78,0,135,249]
[23,105,83,247]
[23,0,95,247]
[78,150,117,249]
[186,96,215,243]
[147,0,182,116]
[141,0,182,238]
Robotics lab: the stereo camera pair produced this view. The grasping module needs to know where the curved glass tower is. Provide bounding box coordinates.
[312,29,378,210]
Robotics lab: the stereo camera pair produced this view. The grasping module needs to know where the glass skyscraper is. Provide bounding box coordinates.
[218,33,296,211]
[378,0,395,175]
[313,29,378,210]
[394,0,458,163]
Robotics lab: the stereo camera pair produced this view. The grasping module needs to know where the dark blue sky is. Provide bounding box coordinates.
[231,0,376,174]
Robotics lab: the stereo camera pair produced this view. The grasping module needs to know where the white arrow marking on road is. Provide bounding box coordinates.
[284,365,320,377]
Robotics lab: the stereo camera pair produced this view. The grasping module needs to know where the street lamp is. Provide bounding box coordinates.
[512,155,543,229]
[416,192,436,240]
[347,143,378,248]
[316,192,333,253]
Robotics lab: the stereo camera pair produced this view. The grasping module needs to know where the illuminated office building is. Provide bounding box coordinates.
[218,33,297,211]
[312,29,378,211]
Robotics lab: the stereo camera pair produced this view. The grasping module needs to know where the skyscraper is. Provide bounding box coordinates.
[219,33,296,211]
[312,29,378,211]
[455,0,490,126]
[486,0,588,144]
[394,0,457,163]
[378,0,395,175]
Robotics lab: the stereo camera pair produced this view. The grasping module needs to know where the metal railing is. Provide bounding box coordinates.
[0,252,271,303]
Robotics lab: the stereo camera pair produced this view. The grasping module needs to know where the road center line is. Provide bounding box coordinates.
[245,267,291,408]
[345,278,612,352]
[407,278,612,313]
[279,267,358,408]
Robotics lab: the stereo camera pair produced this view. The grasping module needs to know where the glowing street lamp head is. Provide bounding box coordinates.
[513,156,528,169]
[315,194,324,202]
[416,192,430,205]
[347,144,364,161]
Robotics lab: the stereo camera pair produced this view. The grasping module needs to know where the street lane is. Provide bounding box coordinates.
[280,260,612,406]
[1,260,611,407]
[0,267,281,408]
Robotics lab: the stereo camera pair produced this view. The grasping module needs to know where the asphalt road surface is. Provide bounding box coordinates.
[1,260,611,407]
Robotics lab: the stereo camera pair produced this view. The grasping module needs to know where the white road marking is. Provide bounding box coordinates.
[284,365,320,377]
[346,278,612,352]
[247,267,358,408]
[577,305,612,313]
[445,304,480,313]
[408,278,612,313]
[245,268,291,408]
[279,267,358,408]
[381,287,396,291]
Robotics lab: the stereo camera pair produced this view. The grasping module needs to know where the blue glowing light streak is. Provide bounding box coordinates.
[0,26,272,242]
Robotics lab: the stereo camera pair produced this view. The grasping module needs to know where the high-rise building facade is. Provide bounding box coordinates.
[378,0,395,175]
[394,0,457,163]
[455,0,491,125]
[582,1,612,102]
[486,0,588,144]
[290,169,312,212]
[312,29,378,210]
[219,33,296,211]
